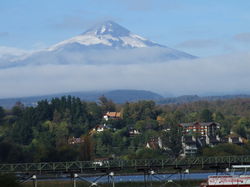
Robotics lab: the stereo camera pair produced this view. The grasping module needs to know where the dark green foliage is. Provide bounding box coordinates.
[79,136,94,161]
[133,148,162,159]
[0,141,31,163]
[0,106,4,123]
[0,174,21,187]
[161,126,182,158]
[1,96,250,162]
[107,119,126,129]
[202,143,246,156]
[135,120,159,132]
[0,96,103,162]
[99,95,116,113]
[122,100,158,124]
[200,109,213,122]
[213,112,224,122]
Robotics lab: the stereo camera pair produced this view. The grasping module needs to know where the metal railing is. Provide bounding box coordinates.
[1,155,250,173]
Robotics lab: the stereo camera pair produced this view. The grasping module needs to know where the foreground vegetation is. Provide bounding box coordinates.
[22,179,203,187]
[0,174,21,187]
[0,96,250,163]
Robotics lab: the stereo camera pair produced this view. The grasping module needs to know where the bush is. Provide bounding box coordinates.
[202,143,246,156]
[0,174,21,187]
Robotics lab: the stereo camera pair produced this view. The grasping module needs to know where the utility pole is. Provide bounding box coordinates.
[32,175,37,187]
[74,173,78,187]
[109,172,115,187]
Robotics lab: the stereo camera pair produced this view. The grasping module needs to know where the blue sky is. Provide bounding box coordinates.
[0,0,250,98]
[1,0,250,57]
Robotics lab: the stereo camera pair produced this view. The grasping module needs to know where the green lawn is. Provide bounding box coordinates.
[22,179,203,187]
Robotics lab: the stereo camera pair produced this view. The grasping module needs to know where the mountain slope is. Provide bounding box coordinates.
[1,90,250,109]
[0,21,196,68]
[0,89,163,109]
[48,21,164,50]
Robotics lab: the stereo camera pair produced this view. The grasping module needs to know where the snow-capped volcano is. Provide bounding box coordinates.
[48,21,163,51]
[86,21,132,37]
[0,21,196,68]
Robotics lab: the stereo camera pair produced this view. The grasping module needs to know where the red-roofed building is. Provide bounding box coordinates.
[103,112,121,121]
[179,122,220,137]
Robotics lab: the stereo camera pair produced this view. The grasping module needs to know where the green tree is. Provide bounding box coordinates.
[233,118,250,138]
[173,111,185,123]
[0,174,21,187]
[56,145,78,161]
[202,143,246,156]
[122,100,157,122]
[135,120,158,132]
[200,109,213,122]
[99,96,116,113]
[238,118,250,128]
[99,131,113,146]
[30,138,50,162]
[134,148,165,159]
[0,106,4,124]
[162,124,182,157]
[213,112,225,122]
[54,122,69,147]
[234,124,247,138]
[0,141,29,163]
[186,112,199,122]
[79,135,94,161]
[12,102,24,117]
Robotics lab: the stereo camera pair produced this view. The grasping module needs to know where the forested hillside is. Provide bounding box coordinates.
[0,96,250,163]
[0,90,163,109]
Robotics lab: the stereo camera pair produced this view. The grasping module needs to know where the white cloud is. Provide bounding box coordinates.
[0,46,33,64]
[0,51,250,98]
[0,46,28,57]
[0,47,193,68]
[32,42,48,50]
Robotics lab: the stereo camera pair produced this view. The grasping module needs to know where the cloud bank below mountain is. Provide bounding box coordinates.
[0,51,250,98]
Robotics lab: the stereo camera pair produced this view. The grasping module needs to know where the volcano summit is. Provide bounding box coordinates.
[0,21,196,68]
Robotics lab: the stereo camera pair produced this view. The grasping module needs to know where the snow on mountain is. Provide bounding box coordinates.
[0,21,196,68]
[48,21,162,51]
[0,46,29,59]
[0,46,33,67]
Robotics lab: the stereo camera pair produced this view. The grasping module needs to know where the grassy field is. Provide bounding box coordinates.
[22,179,203,187]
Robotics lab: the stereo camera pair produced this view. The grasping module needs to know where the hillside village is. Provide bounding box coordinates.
[71,112,245,157]
[0,96,250,163]
[68,97,248,159]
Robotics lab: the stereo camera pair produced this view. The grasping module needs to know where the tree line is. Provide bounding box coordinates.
[0,96,250,163]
